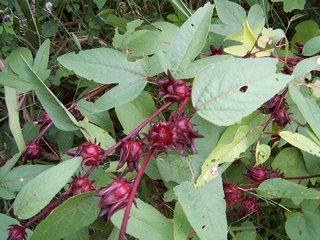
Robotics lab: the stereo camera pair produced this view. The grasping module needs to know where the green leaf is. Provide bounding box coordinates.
[214,0,246,29]
[175,55,233,79]
[58,48,147,84]
[289,84,320,140]
[111,199,173,240]
[33,39,50,75]
[293,56,320,79]
[30,192,99,240]
[279,131,320,157]
[174,178,227,240]
[0,153,21,179]
[1,165,52,192]
[192,58,292,126]
[78,81,147,114]
[167,0,192,17]
[291,20,319,48]
[285,211,320,240]
[197,112,267,186]
[0,213,32,239]
[168,3,214,74]
[272,147,308,180]
[273,0,306,13]
[115,91,156,134]
[13,157,82,219]
[78,121,115,149]
[6,47,33,77]
[4,87,26,152]
[93,0,106,8]
[173,202,191,240]
[20,56,79,131]
[258,178,320,202]
[303,36,320,56]
[0,72,31,91]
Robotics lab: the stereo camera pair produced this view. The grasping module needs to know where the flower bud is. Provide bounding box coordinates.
[158,71,190,102]
[24,141,41,161]
[171,116,202,155]
[79,142,103,166]
[245,166,282,185]
[7,225,27,240]
[273,106,291,128]
[147,122,175,150]
[118,140,143,172]
[223,182,241,207]
[240,196,259,217]
[69,176,95,196]
[97,177,132,219]
[266,94,284,114]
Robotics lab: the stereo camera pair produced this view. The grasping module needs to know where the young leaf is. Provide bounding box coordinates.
[29,192,99,240]
[33,39,51,79]
[58,48,147,84]
[13,157,82,219]
[214,0,246,29]
[174,177,227,240]
[111,199,174,240]
[197,112,267,186]
[279,131,320,157]
[192,58,292,126]
[20,56,79,131]
[168,3,214,74]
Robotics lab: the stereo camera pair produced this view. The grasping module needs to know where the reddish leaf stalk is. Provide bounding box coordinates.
[118,149,155,240]
[284,173,320,180]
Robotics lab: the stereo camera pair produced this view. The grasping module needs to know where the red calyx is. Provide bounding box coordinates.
[147,122,175,150]
[97,177,132,219]
[24,141,42,161]
[158,70,190,102]
[79,141,103,166]
[35,112,51,124]
[266,94,285,114]
[210,45,224,56]
[273,106,291,128]
[245,165,282,185]
[171,116,203,155]
[295,42,304,57]
[239,195,259,217]
[223,182,241,207]
[7,225,27,240]
[265,94,291,128]
[69,176,95,196]
[118,140,143,172]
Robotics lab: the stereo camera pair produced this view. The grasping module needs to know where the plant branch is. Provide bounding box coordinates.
[118,149,155,240]
[284,174,320,180]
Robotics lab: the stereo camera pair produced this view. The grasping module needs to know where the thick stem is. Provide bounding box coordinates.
[174,97,191,117]
[34,121,53,142]
[101,102,172,159]
[118,149,155,240]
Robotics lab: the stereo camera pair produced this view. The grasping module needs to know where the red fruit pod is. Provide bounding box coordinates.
[97,177,132,219]
[273,106,291,128]
[24,141,42,161]
[244,166,267,185]
[79,141,103,166]
[158,71,190,102]
[69,176,95,196]
[7,224,27,240]
[118,140,143,172]
[223,182,241,207]
[147,122,175,150]
[266,94,285,114]
[239,195,259,217]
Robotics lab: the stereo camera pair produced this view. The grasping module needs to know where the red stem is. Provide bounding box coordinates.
[284,174,320,180]
[118,149,155,240]
[101,102,172,159]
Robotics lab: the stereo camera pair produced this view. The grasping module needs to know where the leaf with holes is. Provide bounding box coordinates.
[192,57,292,126]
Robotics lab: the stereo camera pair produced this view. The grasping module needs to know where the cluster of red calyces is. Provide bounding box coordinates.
[7,224,27,240]
[158,71,190,102]
[118,140,143,172]
[245,165,282,185]
[23,141,42,162]
[68,176,95,196]
[266,94,291,128]
[223,182,241,207]
[97,177,132,219]
[147,116,202,154]
[78,141,103,166]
